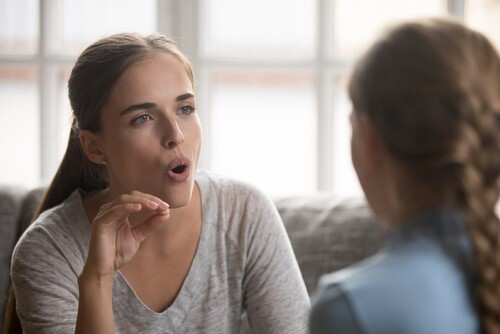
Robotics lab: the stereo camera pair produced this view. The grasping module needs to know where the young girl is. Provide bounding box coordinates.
[311,19,500,333]
[7,33,310,333]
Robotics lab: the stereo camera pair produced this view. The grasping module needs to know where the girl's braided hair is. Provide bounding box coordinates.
[349,18,500,332]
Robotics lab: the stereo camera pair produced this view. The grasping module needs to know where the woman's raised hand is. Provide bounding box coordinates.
[81,191,170,282]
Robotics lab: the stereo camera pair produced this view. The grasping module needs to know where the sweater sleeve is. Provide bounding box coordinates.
[11,222,80,334]
[241,188,310,334]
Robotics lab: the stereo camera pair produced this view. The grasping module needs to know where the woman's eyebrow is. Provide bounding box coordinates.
[176,93,195,102]
[120,94,194,116]
[120,102,156,116]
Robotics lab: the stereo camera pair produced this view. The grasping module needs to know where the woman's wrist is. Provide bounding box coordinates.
[78,265,115,290]
[76,266,115,334]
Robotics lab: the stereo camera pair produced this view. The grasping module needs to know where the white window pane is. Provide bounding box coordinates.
[51,0,157,54]
[332,74,362,198]
[332,0,447,58]
[202,0,316,59]
[465,0,500,50]
[0,67,40,187]
[210,72,317,196]
[0,0,38,54]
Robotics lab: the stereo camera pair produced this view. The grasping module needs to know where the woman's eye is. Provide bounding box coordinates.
[132,114,153,125]
[179,106,195,115]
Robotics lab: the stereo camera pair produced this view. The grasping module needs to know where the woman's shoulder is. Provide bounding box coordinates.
[195,170,282,239]
[196,169,271,205]
[12,190,89,265]
[23,190,85,234]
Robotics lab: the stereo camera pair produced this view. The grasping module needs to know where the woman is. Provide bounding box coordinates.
[7,33,310,333]
[311,19,500,333]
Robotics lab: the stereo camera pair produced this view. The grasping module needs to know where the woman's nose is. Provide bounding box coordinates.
[162,119,185,149]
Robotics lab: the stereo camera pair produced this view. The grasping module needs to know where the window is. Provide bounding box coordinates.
[0,66,39,186]
[189,0,498,197]
[209,71,317,195]
[0,0,157,188]
[464,0,500,49]
[1,0,499,197]
[192,0,449,197]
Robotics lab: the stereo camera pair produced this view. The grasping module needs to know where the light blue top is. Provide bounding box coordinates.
[310,207,480,334]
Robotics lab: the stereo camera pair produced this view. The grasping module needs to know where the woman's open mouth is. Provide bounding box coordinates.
[167,158,191,182]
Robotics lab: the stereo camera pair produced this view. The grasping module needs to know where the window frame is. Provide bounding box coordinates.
[0,0,467,193]
[172,0,465,195]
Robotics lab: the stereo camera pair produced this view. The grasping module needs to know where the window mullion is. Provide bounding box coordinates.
[317,0,334,192]
[38,0,46,184]
[156,0,174,37]
[39,0,59,185]
[196,66,211,170]
[195,0,211,171]
[448,0,465,19]
[185,0,212,170]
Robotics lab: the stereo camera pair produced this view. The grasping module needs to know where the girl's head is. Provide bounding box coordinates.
[349,18,500,332]
[39,33,199,213]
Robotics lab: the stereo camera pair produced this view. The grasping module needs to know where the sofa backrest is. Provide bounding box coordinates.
[1,187,45,331]
[274,194,387,293]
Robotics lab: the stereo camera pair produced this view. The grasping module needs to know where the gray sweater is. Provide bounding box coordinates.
[12,170,310,333]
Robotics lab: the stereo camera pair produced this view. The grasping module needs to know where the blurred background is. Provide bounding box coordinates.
[0,0,499,198]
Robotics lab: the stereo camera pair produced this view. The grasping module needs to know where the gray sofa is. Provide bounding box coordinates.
[0,186,387,330]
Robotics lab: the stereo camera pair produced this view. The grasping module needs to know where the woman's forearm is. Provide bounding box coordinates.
[75,270,115,334]
[74,193,169,333]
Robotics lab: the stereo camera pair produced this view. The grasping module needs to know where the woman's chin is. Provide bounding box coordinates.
[165,197,191,209]
[160,188,193,208]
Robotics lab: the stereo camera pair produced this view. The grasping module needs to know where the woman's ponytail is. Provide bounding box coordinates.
[32,118,108,220]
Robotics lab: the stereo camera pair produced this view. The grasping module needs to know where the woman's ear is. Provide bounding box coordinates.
[79,130,107,165]
[358,116,383,168]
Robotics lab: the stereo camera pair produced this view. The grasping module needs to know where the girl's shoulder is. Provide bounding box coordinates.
[313,238,478,333]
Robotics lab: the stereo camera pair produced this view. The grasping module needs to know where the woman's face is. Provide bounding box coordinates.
[96,52,202,208]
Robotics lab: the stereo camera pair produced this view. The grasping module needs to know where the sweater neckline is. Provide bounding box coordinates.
[71,170,213,325]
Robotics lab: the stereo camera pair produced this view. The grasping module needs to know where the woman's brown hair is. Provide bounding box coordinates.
[39,33,194,217]
[349,18,500,332]
[4,33,195,334]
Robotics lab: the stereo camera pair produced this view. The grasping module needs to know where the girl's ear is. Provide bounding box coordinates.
[79,130,107,165]
[359,115,383,168]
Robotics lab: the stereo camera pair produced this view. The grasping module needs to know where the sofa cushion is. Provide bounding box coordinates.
[275,195,387,294]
